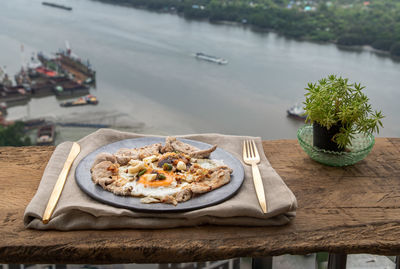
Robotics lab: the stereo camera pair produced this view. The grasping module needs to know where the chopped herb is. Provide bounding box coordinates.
[157,174,166,180]
[163,163,173,171]
[137,169,147,177]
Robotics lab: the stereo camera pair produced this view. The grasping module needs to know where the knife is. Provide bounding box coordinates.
[42,142,81,224]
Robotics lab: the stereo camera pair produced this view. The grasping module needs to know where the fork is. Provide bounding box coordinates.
[243,140,267,213]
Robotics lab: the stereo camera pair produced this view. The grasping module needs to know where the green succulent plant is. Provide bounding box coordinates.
[303,75,384,149]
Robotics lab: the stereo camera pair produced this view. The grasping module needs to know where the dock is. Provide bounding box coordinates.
[0,47,96,106]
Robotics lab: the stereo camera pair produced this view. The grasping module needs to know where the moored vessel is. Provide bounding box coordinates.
[60,94,99,107]
[0,85,30,103]
[55,41,96,85]
[53,78,89,96]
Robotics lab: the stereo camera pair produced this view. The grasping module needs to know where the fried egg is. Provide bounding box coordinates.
[116,155,225,199]
[93,151,228,204]
[118,165,189,198]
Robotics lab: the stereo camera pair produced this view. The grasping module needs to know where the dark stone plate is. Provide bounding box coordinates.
[75,137,245,213]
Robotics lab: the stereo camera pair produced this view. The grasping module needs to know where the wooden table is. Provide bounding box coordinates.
[0,138,399,268]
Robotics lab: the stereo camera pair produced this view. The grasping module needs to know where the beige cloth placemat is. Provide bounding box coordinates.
[24,129,297,230]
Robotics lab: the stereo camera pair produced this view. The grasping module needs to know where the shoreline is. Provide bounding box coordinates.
[208,20,400,61]
[91,0,400,61]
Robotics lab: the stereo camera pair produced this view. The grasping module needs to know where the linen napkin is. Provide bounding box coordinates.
[24,129,297,230]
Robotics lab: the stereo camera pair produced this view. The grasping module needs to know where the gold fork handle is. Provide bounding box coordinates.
[251,164,267,213]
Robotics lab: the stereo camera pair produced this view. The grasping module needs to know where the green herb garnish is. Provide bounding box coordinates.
[137,169,147,177]
[163,163,173,171]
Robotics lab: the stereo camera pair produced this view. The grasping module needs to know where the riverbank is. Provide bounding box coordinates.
[91,0,400,59]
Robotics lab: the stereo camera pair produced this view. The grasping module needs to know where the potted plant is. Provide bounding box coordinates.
[303,75,384,151]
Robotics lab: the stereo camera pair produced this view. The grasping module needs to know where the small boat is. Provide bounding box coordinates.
[42,2,72,11]
[60,94,99,107]
[287,103,307,120]
[194,53,228,65]
[36,124,56,145]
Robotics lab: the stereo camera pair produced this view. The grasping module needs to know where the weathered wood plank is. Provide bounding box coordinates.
[0,138,399,264]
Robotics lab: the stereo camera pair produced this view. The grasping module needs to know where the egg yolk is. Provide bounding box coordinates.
[137,169,175,187]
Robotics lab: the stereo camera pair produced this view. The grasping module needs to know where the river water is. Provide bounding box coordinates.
[1,0,399,141]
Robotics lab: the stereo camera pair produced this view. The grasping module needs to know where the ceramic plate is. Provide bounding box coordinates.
[75,137,245,212]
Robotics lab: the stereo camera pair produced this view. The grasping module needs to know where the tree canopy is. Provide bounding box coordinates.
[0,122,31,147]
[95,0,400,57]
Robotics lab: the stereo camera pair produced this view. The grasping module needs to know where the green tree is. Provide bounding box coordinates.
[0,122,31,147]
[372,39,394,51]
[337,34,366,46]
[390,42,400,57]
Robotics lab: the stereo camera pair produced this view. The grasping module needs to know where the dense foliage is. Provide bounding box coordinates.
[94,0,400,57]
[0,122,31,146]
[304,75,384,149]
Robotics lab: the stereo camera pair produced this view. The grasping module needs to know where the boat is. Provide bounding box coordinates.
[60,94,99,107]
[194,53,228,65]
[53,79,89,96]
[15,68,32,85]
[42,2,72,11]
[35,66,58,77]
[0,85,31,103]
[1,73,13,87]
[29,76,57,95]
[287,103,307,120]
[36,124,56,145]
[55,41,96,84]
[36,44,96,85]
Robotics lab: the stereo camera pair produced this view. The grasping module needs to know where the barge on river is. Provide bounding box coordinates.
[42,2,72,11]
[37,45,96,86]
[0,84,30,104]
[194,53,228,65]
[60,95,98,107]
[54,79,89,96]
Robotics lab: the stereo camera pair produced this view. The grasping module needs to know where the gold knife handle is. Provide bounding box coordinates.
[251,164,267,214]
[42,143,80,224]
